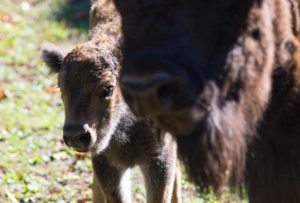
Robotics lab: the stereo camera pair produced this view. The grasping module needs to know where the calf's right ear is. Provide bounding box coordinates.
[41,46,64,74]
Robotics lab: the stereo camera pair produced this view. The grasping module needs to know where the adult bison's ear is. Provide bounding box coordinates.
[41,45,64,74]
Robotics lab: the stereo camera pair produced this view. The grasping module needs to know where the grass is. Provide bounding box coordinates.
[0,0,246,202]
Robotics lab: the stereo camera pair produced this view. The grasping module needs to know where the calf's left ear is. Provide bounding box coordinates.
[41,45,64,74]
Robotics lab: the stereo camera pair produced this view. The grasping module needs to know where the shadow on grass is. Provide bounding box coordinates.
[54,0,91,32]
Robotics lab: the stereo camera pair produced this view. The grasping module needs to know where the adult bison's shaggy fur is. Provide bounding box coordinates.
[42,1,181,202]
[113,0,300,202]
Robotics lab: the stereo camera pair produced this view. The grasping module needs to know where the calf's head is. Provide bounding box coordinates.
[42,43,123,153]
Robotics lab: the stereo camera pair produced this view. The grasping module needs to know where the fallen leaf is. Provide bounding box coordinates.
[0,89,4,100]
[0,13,12,23]
[46,87,60,94]
[75,152,88,160]
[0,89,13,100]
[0,13,21,24]
[0,164,7,173]
[77,198,87,203]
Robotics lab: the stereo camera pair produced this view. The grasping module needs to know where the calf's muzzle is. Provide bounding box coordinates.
[63,123,94,152]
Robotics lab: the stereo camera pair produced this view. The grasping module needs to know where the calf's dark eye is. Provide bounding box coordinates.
[99,86,114,99]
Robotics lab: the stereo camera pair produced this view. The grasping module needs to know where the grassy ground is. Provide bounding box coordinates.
[0,0,245,202]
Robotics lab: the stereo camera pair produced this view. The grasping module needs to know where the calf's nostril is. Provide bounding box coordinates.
[79,132,91,145]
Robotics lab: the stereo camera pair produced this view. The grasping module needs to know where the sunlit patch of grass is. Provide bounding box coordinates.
[0,0,91,202]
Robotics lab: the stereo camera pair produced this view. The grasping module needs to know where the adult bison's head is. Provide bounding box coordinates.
[114,0,274,135]
[113,0,280,190]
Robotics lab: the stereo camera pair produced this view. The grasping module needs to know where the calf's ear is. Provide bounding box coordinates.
[41,45,64,74]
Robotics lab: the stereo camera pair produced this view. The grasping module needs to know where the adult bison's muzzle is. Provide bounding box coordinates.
[120,48,208,134]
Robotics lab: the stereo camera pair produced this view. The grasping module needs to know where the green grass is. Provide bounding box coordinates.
[0,0,91,202]
[0,0,246,202]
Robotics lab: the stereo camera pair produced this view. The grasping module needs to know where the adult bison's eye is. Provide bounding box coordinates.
[99,86,114,99]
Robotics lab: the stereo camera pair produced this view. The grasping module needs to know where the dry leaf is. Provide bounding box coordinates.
[0,13,21,24]
[0,164,7,174]
[0,13,11,23]
[0,89,5,100]
[0,89,12,100]
[77,198,87,203]
[46,87,60,94]
[75,152,88,160]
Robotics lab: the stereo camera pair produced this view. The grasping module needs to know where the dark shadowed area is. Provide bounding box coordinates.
[53,0,90,31]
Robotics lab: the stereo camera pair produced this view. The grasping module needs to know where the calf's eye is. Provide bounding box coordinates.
[99,86,114,99]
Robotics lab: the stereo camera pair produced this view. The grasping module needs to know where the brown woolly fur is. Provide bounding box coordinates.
[113,0,300,202]
[90,0,119,28]
[42,1,182,202]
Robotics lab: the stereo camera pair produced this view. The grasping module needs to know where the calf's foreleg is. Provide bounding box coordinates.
[92,155,132,203]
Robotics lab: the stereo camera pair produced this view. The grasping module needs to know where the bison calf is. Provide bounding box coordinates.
[41,1,181,202]
[42,42,181,203]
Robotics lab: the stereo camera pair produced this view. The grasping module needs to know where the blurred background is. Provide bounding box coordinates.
[0,0,244,202]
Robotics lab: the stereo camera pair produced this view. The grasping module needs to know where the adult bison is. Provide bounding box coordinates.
[112,0,300,202]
